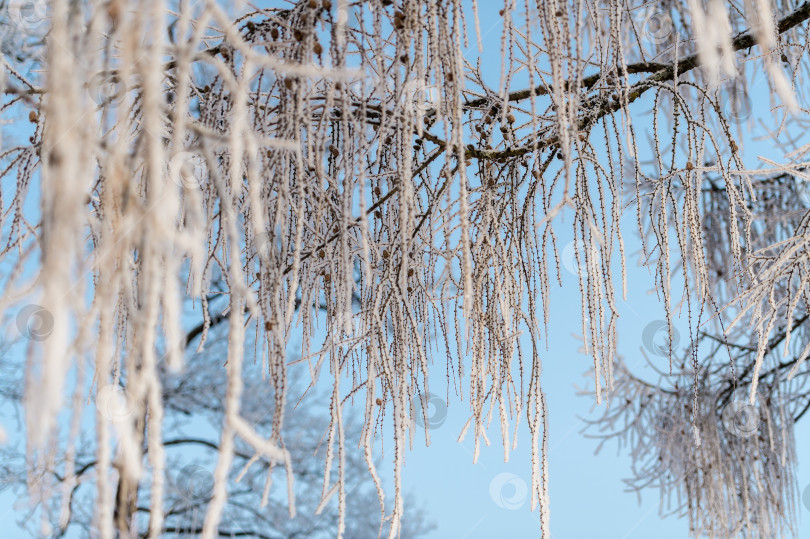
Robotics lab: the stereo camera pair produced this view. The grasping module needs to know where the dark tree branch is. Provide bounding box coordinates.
[467,1,810,159]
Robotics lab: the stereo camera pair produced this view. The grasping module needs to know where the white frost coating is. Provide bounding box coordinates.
[231,415,291,463]
[200,27,250,536]
[583,357,799,538]
[111,404,144,484]
[709,0,737,77]
[747,0,799,109]
[688,0,736,86]
[29,0,88,451]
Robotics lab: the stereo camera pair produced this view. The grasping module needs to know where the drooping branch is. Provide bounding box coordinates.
[468,1,810,158]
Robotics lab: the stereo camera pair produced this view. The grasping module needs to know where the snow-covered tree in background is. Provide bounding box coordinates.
[581,168,810,537]
[0,300,436,537]
[1,0,810,537]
